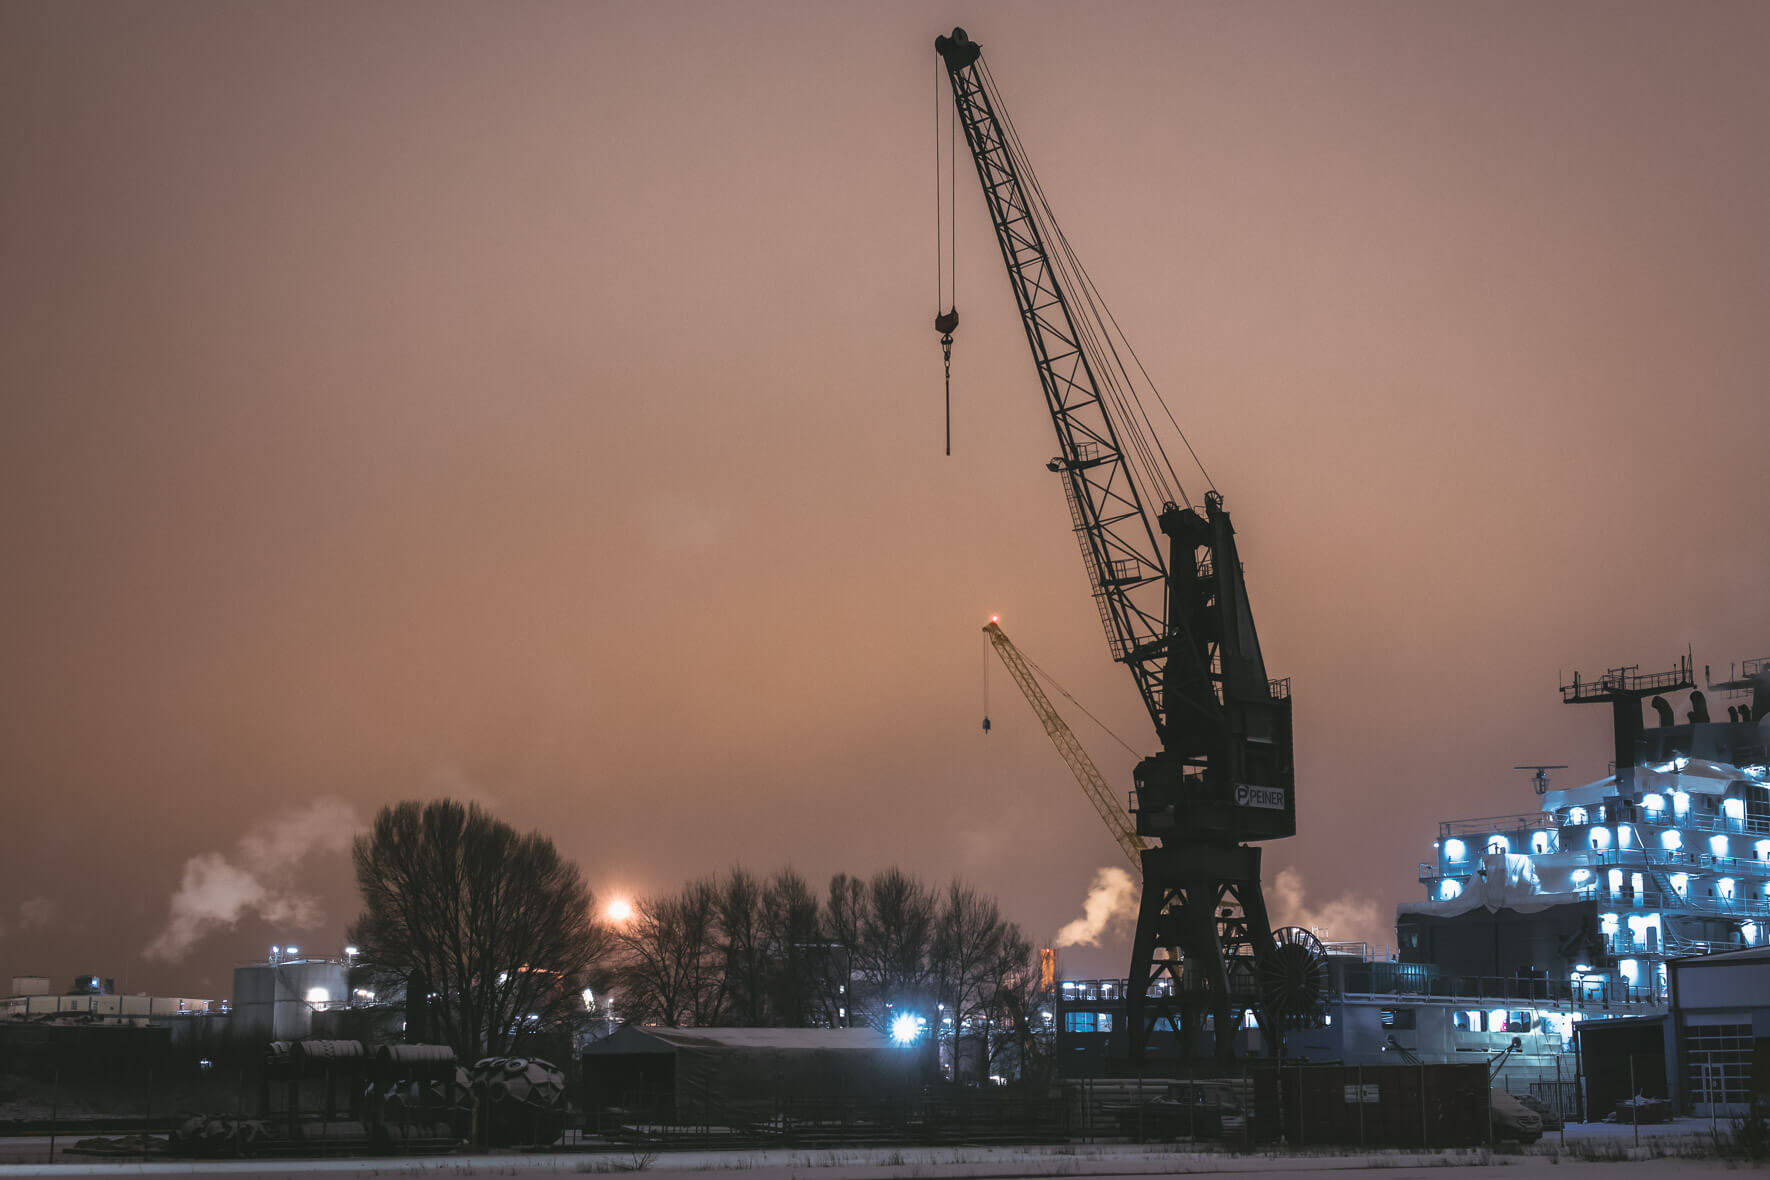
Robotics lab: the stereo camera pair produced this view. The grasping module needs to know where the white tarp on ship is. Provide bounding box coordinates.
[1400,852,1586,918]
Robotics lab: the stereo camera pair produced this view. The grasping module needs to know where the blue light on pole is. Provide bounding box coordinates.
[890,1013,921,1045]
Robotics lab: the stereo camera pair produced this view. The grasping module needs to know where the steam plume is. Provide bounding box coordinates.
[1268,867,1388,948]
[144,799,359,962]
[1055,866,1138,947]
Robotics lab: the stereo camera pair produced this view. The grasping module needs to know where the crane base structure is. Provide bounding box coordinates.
[1127,843,1274,1065]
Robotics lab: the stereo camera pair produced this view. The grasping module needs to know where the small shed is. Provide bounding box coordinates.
[583,1026,916,1122]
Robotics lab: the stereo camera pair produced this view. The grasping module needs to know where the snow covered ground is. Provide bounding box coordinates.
[0,1130,1750,1180]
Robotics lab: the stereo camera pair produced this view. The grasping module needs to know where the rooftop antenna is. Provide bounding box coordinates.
[1514,764,1569,796]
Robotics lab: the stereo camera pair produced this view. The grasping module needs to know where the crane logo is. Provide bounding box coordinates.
[1234,783,1286,810]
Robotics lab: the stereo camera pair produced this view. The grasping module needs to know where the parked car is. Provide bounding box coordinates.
[1490,1089,1544,1144]
[1121,1080,1249,1144]
[1516,1093,1563,1131]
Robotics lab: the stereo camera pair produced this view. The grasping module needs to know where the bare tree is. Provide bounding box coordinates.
[348,800,608,1060]
[612,878,726,1027]
[715,868,769,1025]
[849,868,937,1031]
[930,881,1035,1081]
[762,868,825,1026]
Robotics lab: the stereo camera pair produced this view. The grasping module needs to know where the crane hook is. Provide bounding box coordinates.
[935,308,958,455]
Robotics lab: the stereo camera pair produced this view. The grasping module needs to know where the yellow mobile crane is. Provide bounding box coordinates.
[983,619,1145,878]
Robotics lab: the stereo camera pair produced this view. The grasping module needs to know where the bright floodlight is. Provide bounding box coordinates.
[890,1013,920,1045]
[607,898,634,923]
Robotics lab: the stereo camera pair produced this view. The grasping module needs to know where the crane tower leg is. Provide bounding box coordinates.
[1126,844,1278,1065]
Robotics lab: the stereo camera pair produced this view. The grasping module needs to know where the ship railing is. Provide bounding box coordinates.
[1583,882,1770,916]
[1626,810,1770,838]
[1438,812,1557,841]
[1542,799,1770,839]
[1591,844,1770,873]
[1338,977,1658,1010]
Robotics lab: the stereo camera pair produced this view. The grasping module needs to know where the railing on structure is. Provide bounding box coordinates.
[1438,813,1554,841]
[1336,966,1658,1010]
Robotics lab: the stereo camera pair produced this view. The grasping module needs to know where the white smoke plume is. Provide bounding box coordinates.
[144,799,360,962]
[17,897,56,929]
[1055,866,1138,948]
[1268,867,1389,949]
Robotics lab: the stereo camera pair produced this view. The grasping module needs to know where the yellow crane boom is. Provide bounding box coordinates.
[983,621,1146,877]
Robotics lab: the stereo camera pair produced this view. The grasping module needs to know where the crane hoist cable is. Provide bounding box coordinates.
[934,58,959,454]
[975,56,1215,504]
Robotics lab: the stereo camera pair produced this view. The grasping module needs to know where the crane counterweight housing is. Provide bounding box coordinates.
[936,26,1301,1064]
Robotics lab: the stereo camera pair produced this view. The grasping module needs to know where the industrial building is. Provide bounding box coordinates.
[231,946,358,1043]
[583,1026,916,1123]
[2,974,212,1023]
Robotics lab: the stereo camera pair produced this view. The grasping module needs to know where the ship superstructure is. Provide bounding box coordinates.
[1410,656,1770,1003]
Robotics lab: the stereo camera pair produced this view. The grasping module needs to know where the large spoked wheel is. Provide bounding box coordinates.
[1258,926,1327,1027]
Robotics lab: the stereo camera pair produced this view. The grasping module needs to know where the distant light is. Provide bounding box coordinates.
[1444,839,1466,862]
[989,614,999,624]
[344,946,359,957]
[305,987,329,1004]
[890,1013,921,1045]
[285,946,299,956]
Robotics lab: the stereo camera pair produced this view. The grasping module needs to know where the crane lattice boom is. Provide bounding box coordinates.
[984,622,1146,877]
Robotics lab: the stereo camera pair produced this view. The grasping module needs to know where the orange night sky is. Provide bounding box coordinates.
[3,1,1767,998]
